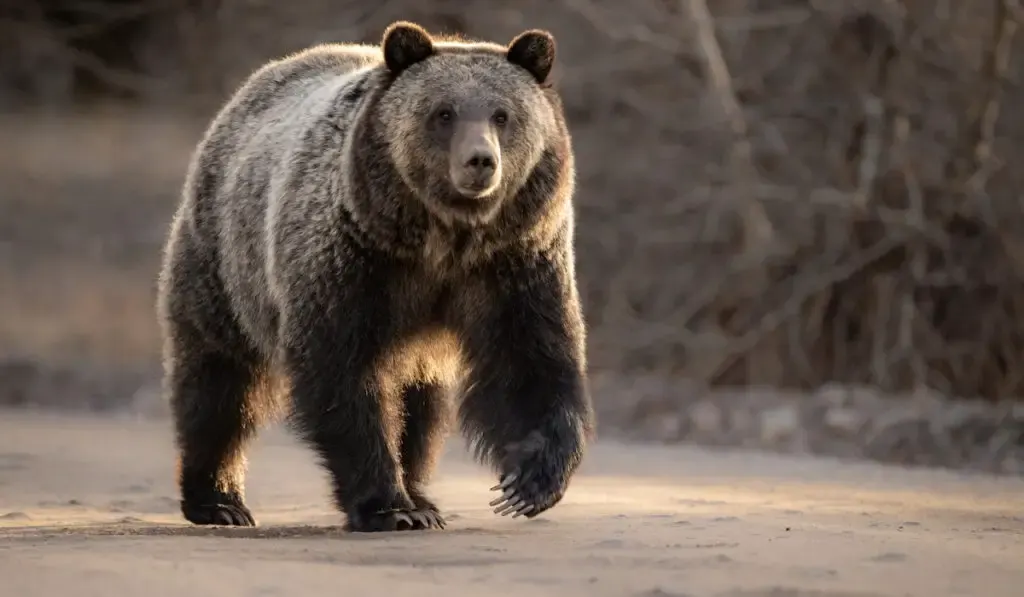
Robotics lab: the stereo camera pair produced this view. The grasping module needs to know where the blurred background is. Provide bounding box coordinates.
[1,0,1023,475]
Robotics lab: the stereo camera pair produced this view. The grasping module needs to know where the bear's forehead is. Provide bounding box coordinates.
[412,51,532,92]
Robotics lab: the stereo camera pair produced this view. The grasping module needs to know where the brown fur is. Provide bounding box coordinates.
[156,21,594,533]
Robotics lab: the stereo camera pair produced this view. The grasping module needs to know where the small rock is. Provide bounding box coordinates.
[817,383,851,408]
[1001,452,1024,475]
[729,408,757,436]
[824,407,863,434]
[652,414,683,441]
[760,405,800,443]
[689,401,722,435]
[944,402,990,428]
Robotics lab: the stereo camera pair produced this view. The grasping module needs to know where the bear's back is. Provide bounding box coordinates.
[183,42,385,235]
[229,44,383,122]
[181,43,386,357]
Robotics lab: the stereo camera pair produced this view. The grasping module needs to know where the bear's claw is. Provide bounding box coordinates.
[181,501,257,527]
[346,506,445,532]
[488,469,542,518]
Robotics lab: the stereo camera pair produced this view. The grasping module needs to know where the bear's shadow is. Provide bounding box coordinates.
[0,521,518,541]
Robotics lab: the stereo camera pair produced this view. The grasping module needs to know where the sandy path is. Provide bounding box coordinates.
[0,410,1021,597]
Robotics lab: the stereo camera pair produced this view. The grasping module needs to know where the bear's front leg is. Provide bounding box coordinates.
[457,249,596,520]
[282,269,443,533]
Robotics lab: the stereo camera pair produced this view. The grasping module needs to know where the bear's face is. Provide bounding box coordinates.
[376,22,562,226]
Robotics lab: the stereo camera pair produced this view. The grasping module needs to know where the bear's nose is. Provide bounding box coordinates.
[465,151,496,175]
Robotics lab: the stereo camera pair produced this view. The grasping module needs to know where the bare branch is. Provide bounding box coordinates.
[677,0,774,249]
[944,0,1019,188]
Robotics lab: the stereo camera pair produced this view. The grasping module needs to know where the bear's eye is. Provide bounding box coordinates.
[437,108,454,123]
[493,110,509,127]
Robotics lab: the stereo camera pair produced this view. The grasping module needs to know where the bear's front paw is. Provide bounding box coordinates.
[181,500,257,527]
[344,490,445,532]
[489,441,576,519]
[345,507,445,532]
[408,489,445,521]
[488,464,566,519]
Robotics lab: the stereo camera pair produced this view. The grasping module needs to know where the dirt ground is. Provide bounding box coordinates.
[0,409,1021,597]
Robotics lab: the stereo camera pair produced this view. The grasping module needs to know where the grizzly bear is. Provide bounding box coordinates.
[156,20,595,533]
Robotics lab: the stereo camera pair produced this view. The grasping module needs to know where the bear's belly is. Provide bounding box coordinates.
[374,326,465,391]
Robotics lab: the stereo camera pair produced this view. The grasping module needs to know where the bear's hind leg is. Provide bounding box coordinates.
[169,329,266,527]
[398,382,452,528]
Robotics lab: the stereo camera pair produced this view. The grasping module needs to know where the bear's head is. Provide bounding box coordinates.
[374,21,567,226]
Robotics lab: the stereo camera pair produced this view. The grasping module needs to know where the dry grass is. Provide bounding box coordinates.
[0,263,161,367]
[0,107,201,185]
[4,0,1024,404]
[0,109,200,370]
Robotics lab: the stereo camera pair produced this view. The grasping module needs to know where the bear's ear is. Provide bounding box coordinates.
[382,21,434,74]
[507,29,556,84]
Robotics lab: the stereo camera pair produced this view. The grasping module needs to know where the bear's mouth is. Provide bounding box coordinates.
[439,182,501,216]
[453,180,499,200]
[443,194,494,213]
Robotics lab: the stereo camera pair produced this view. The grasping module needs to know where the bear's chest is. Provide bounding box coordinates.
[421,224,498,276]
